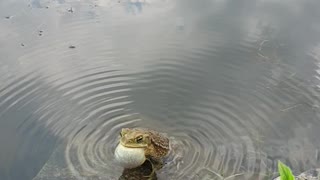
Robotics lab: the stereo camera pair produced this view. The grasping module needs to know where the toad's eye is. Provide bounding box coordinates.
[136,136,143,143]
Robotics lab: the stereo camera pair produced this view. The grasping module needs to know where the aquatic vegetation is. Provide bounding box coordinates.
[278,161,295,180]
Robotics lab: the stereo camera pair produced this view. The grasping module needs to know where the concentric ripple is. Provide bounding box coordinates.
[1,0,320,180]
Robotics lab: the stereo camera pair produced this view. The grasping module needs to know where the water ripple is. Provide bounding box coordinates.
[1,0,320,180]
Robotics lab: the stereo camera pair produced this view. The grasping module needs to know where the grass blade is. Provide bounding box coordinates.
[278,161,295,180]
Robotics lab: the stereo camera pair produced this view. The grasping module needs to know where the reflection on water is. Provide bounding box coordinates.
[125,0,145,14]
[1,0,320,179]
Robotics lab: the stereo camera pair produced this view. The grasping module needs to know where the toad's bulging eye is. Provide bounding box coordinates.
[136,136,143,143]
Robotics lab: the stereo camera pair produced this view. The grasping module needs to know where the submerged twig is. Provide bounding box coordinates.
[280,104,302,112]
[224,173,245,180]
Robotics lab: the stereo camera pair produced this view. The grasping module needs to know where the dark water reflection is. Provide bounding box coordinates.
[1,0,320,179]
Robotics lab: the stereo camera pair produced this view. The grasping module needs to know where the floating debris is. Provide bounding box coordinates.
[38,30,43,36]
[21,43,25,47]
[69,45,76,49]
[5,16,11,19]
[67,7,74,13]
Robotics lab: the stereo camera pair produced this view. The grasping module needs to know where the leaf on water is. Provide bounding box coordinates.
[278,161,295,180]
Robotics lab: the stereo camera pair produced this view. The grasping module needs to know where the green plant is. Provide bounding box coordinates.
[278,161,295,180]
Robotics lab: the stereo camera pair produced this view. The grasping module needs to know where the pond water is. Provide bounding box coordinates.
[1,0,320,179]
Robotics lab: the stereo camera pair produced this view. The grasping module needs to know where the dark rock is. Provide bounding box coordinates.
[119,160,157,180]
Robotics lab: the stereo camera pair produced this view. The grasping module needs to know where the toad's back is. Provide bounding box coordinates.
[140,128,169,159]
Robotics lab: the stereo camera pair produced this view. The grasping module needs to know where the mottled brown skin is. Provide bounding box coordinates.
[120,128,169,164]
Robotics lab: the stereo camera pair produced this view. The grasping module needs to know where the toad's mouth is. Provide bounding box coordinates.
[120,141,148,148]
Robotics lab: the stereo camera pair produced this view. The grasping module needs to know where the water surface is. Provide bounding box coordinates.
[1,0,320,179]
